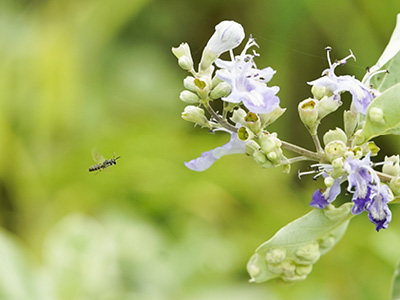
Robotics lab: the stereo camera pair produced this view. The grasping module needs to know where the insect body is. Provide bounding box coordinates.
[89,152,121,173]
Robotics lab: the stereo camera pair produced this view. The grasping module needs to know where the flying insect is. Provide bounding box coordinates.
[89,151,121,173]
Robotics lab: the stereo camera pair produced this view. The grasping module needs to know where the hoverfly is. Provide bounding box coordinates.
[89,150,121,173]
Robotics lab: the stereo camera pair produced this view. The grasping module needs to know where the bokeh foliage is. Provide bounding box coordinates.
[0,0,399,299]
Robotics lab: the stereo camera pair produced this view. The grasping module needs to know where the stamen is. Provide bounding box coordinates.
[325,46,333,68]
[298,169,318,179]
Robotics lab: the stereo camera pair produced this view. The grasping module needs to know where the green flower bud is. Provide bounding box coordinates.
[181,106,210,128]
[344,110,359,136]
[389,177,400,196]
[259,132,280,154]
[172,43,194,71]
[325,140,347,162]
[252,149,269,165]
[199,47,218,72]
[383,155,400,177]
[323,127,347,146]
[179,90,200,104]
[298,98,319,134]
[259,106,286,128]
[245,140,260,155]
[231,108,247,124]
[210,81,231,99]
[266,248,287,264]
[324,176,335,188]
[311,85,332,100]
[295,264,313,276]
[294,242,320,264]
[317,96,341,119]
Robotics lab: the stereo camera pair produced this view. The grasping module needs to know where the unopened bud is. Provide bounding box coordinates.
[231,108,247,124]
[183,76,197,92]
[317,96,341,119]
[383,155,400,177]
[311,85,332,100]
[181,106,210,128]
[323,127,347,146]
[344,110,359,136]
[179,90,200,104]
[210,81,231,99]
[259,106,286,128]
[172,43,193,71]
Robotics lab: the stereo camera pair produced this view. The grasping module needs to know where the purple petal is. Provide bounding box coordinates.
[310,189,329,209]
[366,185,392,231]
[184,133,246,171]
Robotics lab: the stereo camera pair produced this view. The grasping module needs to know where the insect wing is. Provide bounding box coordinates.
[92,149,105,164]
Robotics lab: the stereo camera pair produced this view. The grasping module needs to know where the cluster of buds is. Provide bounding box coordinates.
[172,21,286,171]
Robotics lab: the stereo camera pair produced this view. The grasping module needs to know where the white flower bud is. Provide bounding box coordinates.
[200,20,245,71]
[205,20,245,56]
[231,108,247,124]
[383,155,400,176]
[172,43,193,71]
[181,106,211,128]
[183,76,197,92]
[210,81,231,99]
[179,90,200,104]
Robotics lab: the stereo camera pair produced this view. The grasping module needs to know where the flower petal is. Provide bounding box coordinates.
[184,132,246,171]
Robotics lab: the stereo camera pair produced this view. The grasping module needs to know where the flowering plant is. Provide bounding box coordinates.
[173,15,400,290]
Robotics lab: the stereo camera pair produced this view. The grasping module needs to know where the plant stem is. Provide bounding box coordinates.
[312,134,323,154]
[281,141,321,161]
[203,102,238,132]
[205,102,321,162]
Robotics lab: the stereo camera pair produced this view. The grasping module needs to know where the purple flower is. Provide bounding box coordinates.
[184,132,246,171]
[308,48,375,114]
[310,175,344,209]
[215,38,280,114]
[343,153,392,231]
[309,153,393,231]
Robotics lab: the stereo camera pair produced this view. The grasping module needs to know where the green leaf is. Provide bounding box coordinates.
[391,259,400,300]
[370,50,400,92]
[357,83,400,143]
[247,203,353,283]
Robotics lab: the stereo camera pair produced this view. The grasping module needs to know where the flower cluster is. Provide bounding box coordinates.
[172,20,286,172]
[173,19,400,234]
[309,153,394,231]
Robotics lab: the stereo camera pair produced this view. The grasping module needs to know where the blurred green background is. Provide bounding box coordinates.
[0,0,400,299]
